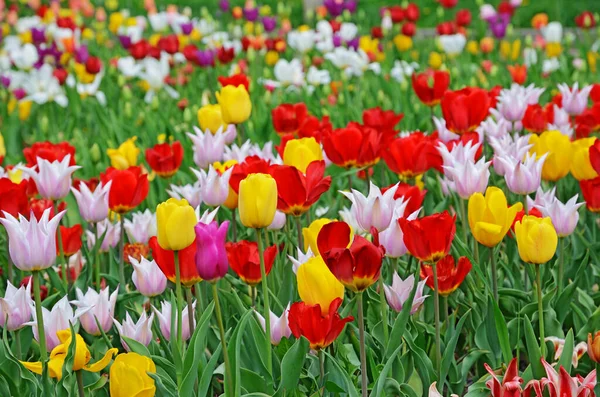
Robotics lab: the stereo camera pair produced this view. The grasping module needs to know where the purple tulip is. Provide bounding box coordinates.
[74,45,89,64]
[31,28,45,44]
[346,37,360,50]
[244,7,259,22]
[344,0,357,13]
[180,22,194,35]
[324,0,345,17]
[1,75,11,88]
[219,0,230,12]
[333,34,343,47]
[262,16,277,33]
[197,49,216,67]
[194,221,229,282]
[488,13,510,39]
[119,35,132,49]
[13,88,26,100]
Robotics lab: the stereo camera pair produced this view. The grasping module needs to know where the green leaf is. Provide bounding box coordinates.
[197,344,222,397]
[147,372,177,397]
[492,297,513,364]
[440,311,470,391]
[122,336,151,357]
[276,336,309,395]
[324,351,360,397]
[524,315,544,379]
[385,271,420,358]
[370,342,403,397]
[557,329,574,373]
[229,309,254,396]
[404,333,435,397]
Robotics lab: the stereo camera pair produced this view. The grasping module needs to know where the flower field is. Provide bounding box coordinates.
[1,0,600,396]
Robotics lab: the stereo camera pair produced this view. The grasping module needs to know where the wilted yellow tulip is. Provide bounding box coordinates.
[238,173,277,228]
[303,218,334,254]
[197,104,227,134]
[570,138,598,181]
[110,352,156,397]
[529,130,573,181]
[107,137,140,170]
[283,137,323,174]
[297,256,344,315]
[468,187,523,247]
[21,329,118,380]
[156,198,198,251]
[515,216,558,264]
[217,85,252,124]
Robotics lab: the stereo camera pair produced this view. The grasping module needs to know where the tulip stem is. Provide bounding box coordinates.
[295,216,304,251]
[432,262,442,378]
[212,283,233,397]
[76,371,85,397]
[54,202,68,289]
[357,292,368,397]
[185,288,195,338]
[12,329,21,359]
[535,264,546,358]
[490,247,498,302]
[378,277,389,345]
[557,238,565,295]
[33,271,49,393]
[318,349,325,391]
[256,228,273,376]
[195,282,204,317]
[232,209,237,242]
[118,215,126,291]
[174,251,184,357]
[95,222,101,291]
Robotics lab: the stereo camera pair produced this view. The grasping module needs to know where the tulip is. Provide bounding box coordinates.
[149,236,202,287]
[322,124,382,169]
[0,179,29,219]
[383,132,442,178]
[288,298,353,350]
[168,183,202,210]
[0,281,32,331]
[156,198,197,251]
[411,70,450,106]
[0,208,65,271]
[443,156,491,199]
[113,311,154,351]
[86,219,121,252]
[124,209,157,244]
[130,256,167,297]
[100,166,149,214]
[72,286,118,336]
[23,141,76,167]
[271,103,308,135]
[271,161,331,216]
[484,359,524,397]
[254,305,292,345]
[282,137,323,174]
[26,296,80,351]
[398,211,456,264]
[420,255,472,296]
[153,300,195,341]
[515,216,558,264]
[22,155,81,200]
[21,329,118,380]
[489,134,532,176]
[580,177,600,213]
[587,331,600,363]
[239,173,278,229]
[145,141,184,178]
[217,85,252,124]
[107,137,140,170]
[384,273,428,313]
[545,336,588,368]
[226,240,278,286]
[58,224,83,257]
[529,130,573,181]
[340,182,400,232]
[379,205,420,258]
[71,181,111,223]
[268,210,287,230]
[302,218,334,255]
[468,187,523,247]
[441,88,490,135]
[197,104,228,134]
[590,139,600,175]
[534,195,583,238]
[362,107,404,144]
[558,83,593,116]
[570,138,599,181]
[192,165,233,207]
[297,256,345,316]
[109,353,156,397]
[194,221,229,282]
[187,126,227,169]
[496,153,546,195]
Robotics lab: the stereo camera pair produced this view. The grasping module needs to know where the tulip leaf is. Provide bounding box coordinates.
[147,371,177,397]
[0,331,39,396]
[180,301,215,395]
[385,268,420,359]
[275,335,309,395]
[492,297,513,365]
[197,344,222,397]
[524,315,545,379]
[122,336,152,357]
[229,309,255,396]
[370,342,403,397]
[557,329,574,373]
[403,332,435,397]
[323,351,361,397]
[440,310,470,392]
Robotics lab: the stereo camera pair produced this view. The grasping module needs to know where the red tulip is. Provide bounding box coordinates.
[581,177,600,212]
[73,178,100,192]
[398,211,456,263]
[0,179,29,218]
[589,139,600,175]
[362,107,403,144]
[317,221,385,292]
[225,240,278,286]
[455,9,472,27]
[23,141,76,167]
[218,73,250,91]
[436,21,456,35]
[420,255,471,296]
[157,34,179,54]
[149,236,201,287]
[53,68,68,85]
[30,199,65,221]
[441,88,491,135]
[497,1,516,15]
[382,132,442,178]
[182,44,198,63]
[401,22,416,37]
[591,84,600,103]
[57,225,83,257]
[271,161,331,216]
[437,0,457,8]
[411,70,450,107]
[405,3,420,21]
[507,64,527,85]
[522,104,553,134]
[130,40,151,59]
[382,183,426,216]
[85,56,102,74]
[488,85,503,109]
[100,166,149,214]
[271,103,309,135]
[575,11,596,29]
[217,47,235,64]
[229,156,273,193]
[288,298,353,350]
[20,276,48,301]
[575,103,600,139]
[371,26,383,39]
[446,131,483,160]
[321,124,382,169]
[388,6,404,23]
[145,141,184,178]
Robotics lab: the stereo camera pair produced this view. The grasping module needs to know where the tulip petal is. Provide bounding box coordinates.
[84,348,118,372]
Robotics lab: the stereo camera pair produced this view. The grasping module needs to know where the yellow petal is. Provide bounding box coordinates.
[20,361,43,375]
[84,348,118,373]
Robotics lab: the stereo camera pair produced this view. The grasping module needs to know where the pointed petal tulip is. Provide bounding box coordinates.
[22,155,81,200]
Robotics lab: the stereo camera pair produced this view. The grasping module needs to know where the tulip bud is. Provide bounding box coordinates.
[150,96,159,110]
[40,115,49,133]
[124,102,132,118]
[588,331,600,363]
[239,173,277,229]
[515,216,558,264]
[183,108,192,123]
[156,198,197,251]
[297,256,344,316]
[122,85,132,99]
[90,143,101,163]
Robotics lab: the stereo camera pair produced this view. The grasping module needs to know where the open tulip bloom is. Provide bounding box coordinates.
[3,2,600,396]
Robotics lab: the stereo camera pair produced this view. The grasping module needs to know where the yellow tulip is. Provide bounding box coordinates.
[107,137,140,170]
[197,104,228,134]
[511,39,521,61]
[0,133,5,161]
[545,42,562,58]
[515,216,558,264]
[302,218,334,254]
[587,51,597,74]
[238,173,277,228]
[21,329,118,380]
[466,40,479,55]
[570,138,598,181]
[297,256,344,315]
[468,187,523,247]
[529,130,573,181]
[110,353,156,397]
[393,34,413,52]
[108,12,124,34]
[283,137,323,174]
[265,50,279,66]
[217,85,252,125]
[429,51,443,70]
[156,198,198,251]
[213,159,240,210]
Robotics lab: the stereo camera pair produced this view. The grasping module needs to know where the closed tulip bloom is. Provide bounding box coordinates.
[379,204,419,258]
[411,69,450,106]
[72,286,118,336]
[26,296,78,350]
[0,179,30,219]
[443,157,491,199]
[580,177,600,212]
[268,210,287,230]
[107,137,140,170]
[0,281,32,331]
[22,155,81,200]
[187,126,227,169]
[271,161,331,216]
[217,85,252,124]
[468,187,522,247]
[239,173,278,229]
[534,195,583,237]
[271,103,308,135]
[515,216,558,264]
[590,139,600,175]
[149,236,202,287]
[317,221,385,292]
[558,83,593,116]
[587,331,600,363]
[156,198,197,251]
[496,153,546,195]
[100,166,149,214]
[570,138,599,181]
[255,305,292,345]
[384,273,428,313]
[528,130,573,181]
[226,240,278,286]
[145,141,184,178]
[0,208,65,271]
[192,165,233,207]
[86,219,121,253]
[197,104,227,134]
[113,311,154,351]
[303,218,334,254]
[297,256,345,316]
[71,181,111,223]
[194,221,229,282]
[398,211,456,263]
[441,88,491,135]
[124,209,157,244]
[58,224,83,257]
[153,300,195,341]
[341,182,400,232]
[110,352,156,397]
[130,256,167,297]
[420,255,472,296]
[288,298,353,350]
[283,137,323,174]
